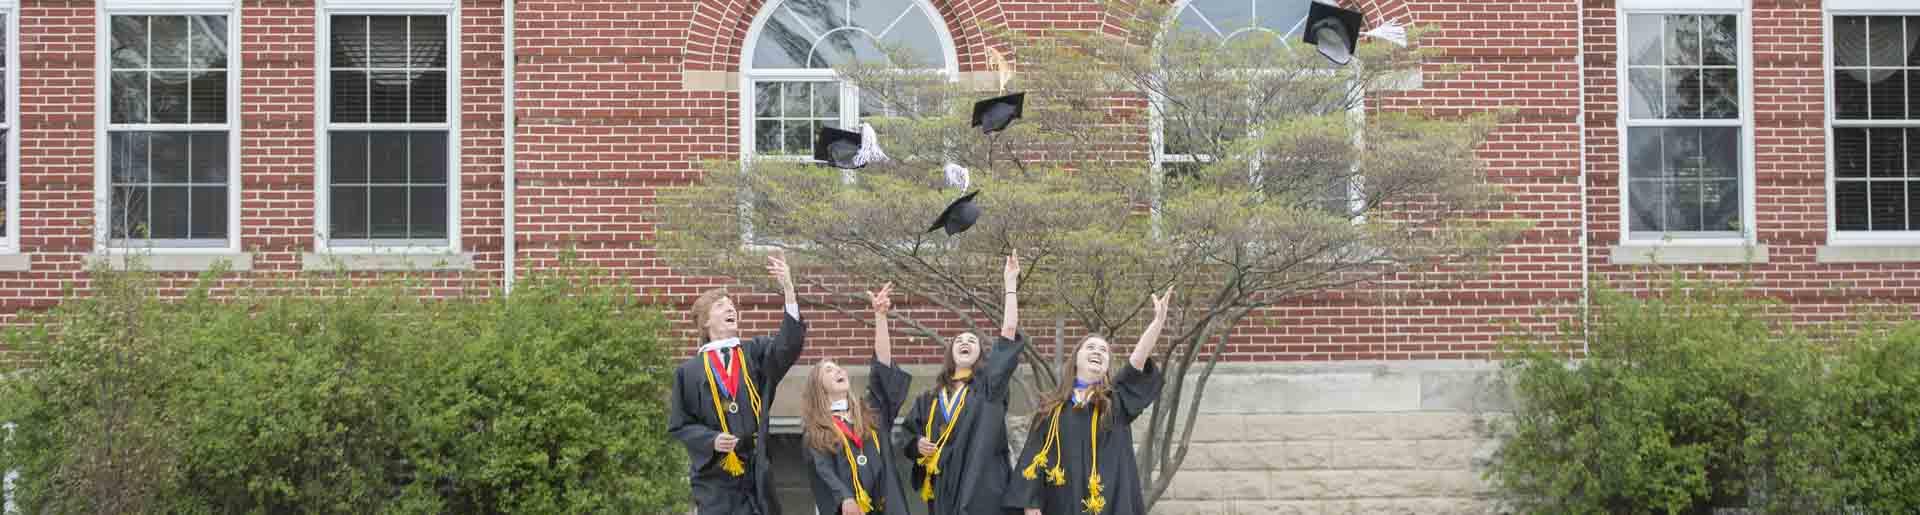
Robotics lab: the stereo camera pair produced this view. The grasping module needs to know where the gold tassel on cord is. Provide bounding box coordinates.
[921,475,936,502]
[856,489,874,513]
[720,451,746,477]
[1082,473,1106,514]
[1021,453,1047,480]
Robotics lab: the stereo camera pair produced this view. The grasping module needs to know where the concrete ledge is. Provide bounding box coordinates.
[1816,244,1920,263]
[301,252,475,272]
[681,70,737,92]
[90,252,253,272]
[0,254,29,272]
[1164,469,1487,501]
[1153,498,1496,515]
[1609,244,1768,265]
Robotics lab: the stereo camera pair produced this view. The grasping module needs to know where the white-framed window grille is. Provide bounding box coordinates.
[95,6,239,251]
[1827,11,1920,242]
[0,6,17,253]
[1616,8,1754,243]
[315,5,459,253]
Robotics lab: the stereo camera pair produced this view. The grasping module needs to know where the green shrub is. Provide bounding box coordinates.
[0,262,688,514]
[1491,279,1920,514]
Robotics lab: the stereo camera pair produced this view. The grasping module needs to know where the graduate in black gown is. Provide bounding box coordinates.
[1007,287,1171,515]
[668,252,806,515]
[898,252,1025,515]
[804,282,913,515]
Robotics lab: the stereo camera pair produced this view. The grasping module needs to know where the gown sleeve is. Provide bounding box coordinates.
[1112,358,1166,424]
[807,446,856,507]
[982,333,1028,405]
[897,394,932,460]
[866,359,913,434]
[1004,408,1053,510]
[750,311,809,384]
[667,365,721,471]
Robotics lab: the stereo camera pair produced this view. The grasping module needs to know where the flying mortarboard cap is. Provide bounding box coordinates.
[812,126,864,169]
[927,190,982,236]
[1303,2,1365,66]
[970,92,1025,134]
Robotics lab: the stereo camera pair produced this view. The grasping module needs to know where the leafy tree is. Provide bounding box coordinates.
[654,0,1526,506]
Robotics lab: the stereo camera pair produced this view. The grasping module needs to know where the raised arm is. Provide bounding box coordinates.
[760,251,807,379]
[1130,287,1171,370]
[1001,251,1019,339]
[869,282,894,365]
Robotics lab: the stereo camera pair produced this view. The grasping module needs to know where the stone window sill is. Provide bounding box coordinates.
[0,253,28,272]
[1608,244,1768,265]
[89,252,254,272]
[1815,245,1920,264]
[302,252,475,272]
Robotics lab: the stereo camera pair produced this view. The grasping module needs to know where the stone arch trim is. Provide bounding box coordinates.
[684,0,1014,75]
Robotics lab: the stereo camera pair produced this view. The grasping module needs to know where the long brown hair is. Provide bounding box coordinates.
[690,288,728,344]
[802,360,878,454]
[934,332,987,386]
[1034,334,1114,417]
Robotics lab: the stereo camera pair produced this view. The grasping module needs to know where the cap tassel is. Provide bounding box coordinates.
[943,162,970,190]
[720,451,746,477]
[853,123,889,167]
[1362,21,1409,47]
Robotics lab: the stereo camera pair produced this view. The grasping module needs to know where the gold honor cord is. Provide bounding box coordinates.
[701,348,763,476]
[919,385,970,501]
[1019,403,1106,514]
[839,426,884,513]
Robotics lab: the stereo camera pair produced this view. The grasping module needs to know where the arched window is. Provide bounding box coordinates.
[742,0,956,158]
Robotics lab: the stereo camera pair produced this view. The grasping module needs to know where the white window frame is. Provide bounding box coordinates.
[0,4,18,253]
[313,3,460,255]
[1613,5,1757,247]
[737,0,959,245]
[93,2,242,254]
[1824,6,1920,245]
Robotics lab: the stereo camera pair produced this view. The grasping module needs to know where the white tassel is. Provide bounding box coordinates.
[852,123,890,167]
[1362,21,1409,47]
[943,162,970,190]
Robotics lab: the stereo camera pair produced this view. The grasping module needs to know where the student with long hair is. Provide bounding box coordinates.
[1007,287,1172,515]
[667,252,806,515]
[803,282,913,515]
[898,252,1025,515]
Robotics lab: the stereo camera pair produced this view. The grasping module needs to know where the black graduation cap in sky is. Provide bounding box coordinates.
[1303,2,1365,66]
[970,92,1025,134]
[812,126,864,169]
[927,190,981,236]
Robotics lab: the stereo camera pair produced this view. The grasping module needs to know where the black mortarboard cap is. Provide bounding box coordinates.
[970,92,1025,134]
[1303,2,1364,66]
[812,126,864,169]
[927,190,982,236]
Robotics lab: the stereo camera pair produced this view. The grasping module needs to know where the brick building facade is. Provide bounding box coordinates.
[0,0,1910,512]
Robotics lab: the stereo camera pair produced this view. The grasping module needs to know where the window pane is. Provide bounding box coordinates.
[368,132,409,183]
[190,71,226,124]
[1627,15,1663,66]
[1666,180,1703,231]
[755,83,779,117]
[813,82,839,118]
[331,16,368,68]
[189,132,227,183]
[1908,128,1920,178]
[330,186,369,239]
[111,16,148,69]
[1870,128,1905,178]
[331,71,369,122]
[1869,16,1904,67]
[410,16,448,67]
[111,72,148,123]
[755,120,782,154]
[1628,179,1664,234]
[150,72,190,123]
[409,186,447,239]
[410,71,447,123]
[783,81,811,117]
[1703,128,1739,179]
[331,131,370,183]
[149,132,190,183]
[1870,180,1907,230]
[1665,15,1700,66]
[1665,128,1705,178]
[784,121,811,155]
[1627,68,1663,119]
[1702,69,1737,118]
[190,16,227,69]
[110,186,148,239]
[1664,68,1703,119]
[1703,15,1736,66]
[109,132,150,183]
[148,186,190,239]
[1836,70,1869,120]
[149,16,189,69]
[410,132,448,183]
[1869,70,1906,120]
[1701,179,1739,231]
[369,16,410,69]
[368,186,408,238]
[1835,17,1867,67]
[369,72,410,123]
[1628,127,1665,178]
[189,186,226,239]
[1836,181,1869,231]
[1836,128,1867,179]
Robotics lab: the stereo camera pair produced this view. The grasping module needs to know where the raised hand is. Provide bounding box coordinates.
[767,250,793,293]
[1003,249,1021,293]
[868,282,893,314]
[1151,286,1172,323]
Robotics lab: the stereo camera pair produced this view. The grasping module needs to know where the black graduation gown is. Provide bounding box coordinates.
[1005,359,1164,515]
[668,312,807,515]
[807,360,913,515]
[897,334,1026,515]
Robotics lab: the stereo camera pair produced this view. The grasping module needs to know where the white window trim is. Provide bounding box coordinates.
[1613,7,1757,247]
[0,8,18,254]
[93,5,244,255]
[1822,7,1920,247]
[312,7,462,255]
[736,0,959,246]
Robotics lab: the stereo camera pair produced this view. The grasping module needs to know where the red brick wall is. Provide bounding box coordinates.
[27,0,1894,366]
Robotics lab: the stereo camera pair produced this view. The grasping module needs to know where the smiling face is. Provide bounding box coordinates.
[950,333,982,368]
[703,296,739,341]
[1076,336,1111,379]
[816,360,851,395]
